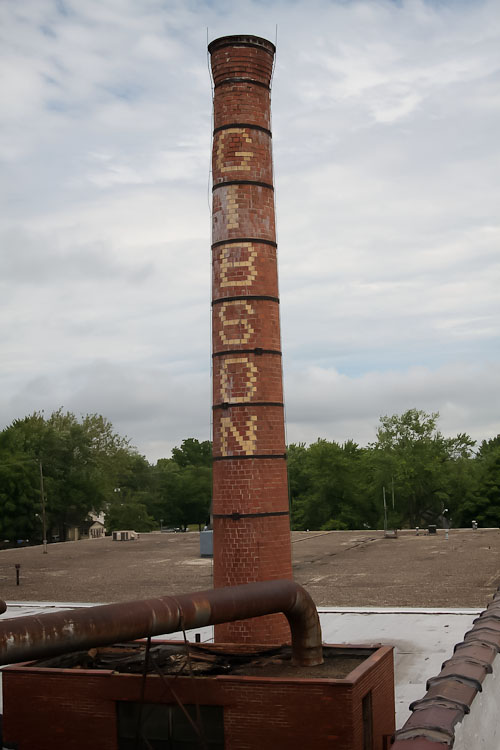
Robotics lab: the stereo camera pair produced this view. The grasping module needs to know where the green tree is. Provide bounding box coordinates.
[107,452,158,531]
[0,409,139,542]
[287,443,309,509]
[369,409,475,528]
[151,457,211,531]
[289,439,374,530]
[105,493,156,532]
[171,438,212,468]
[455,436,500,527]
[0,452,39,541]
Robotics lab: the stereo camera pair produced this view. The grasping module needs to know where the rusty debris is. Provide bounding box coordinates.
[30,643,367,680]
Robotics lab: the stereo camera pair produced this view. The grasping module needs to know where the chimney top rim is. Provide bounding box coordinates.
[208,35,276,55]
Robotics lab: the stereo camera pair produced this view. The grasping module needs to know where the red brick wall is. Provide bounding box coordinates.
[209,34,292,644]
[2,669,119,750]
[351,646,396,749]
[2,644,395,750]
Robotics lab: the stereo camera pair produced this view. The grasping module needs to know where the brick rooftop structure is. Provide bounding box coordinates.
[1,642,395,750]
[210,35,292,644]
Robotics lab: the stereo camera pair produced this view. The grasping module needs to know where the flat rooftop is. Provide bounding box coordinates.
[0,528,494,727]
[0,528,498,606]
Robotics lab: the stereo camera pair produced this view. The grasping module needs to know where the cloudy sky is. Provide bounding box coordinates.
[1,0,499,461]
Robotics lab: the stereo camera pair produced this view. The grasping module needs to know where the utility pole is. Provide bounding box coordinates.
[39,460,48,554]
[383,486,388,533]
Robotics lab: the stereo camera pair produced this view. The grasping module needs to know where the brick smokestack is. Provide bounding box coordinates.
[209,35,293,643]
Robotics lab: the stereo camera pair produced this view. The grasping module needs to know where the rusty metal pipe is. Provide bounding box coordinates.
[0,580,323,667]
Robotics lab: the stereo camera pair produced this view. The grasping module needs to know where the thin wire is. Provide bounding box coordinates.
[206,27,214,216]
[270,24,278,91]
[134,636,152,750]
[269,29,293,526]
[150,658,208,747]
[180,614,208,750]
[207,27,215,587]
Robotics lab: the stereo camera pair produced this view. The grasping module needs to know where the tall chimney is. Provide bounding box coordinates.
[209,34,293,643]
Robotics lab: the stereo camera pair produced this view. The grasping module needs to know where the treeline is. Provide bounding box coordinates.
[0,410,211,542]
[0,408,499,544]
[288,410,499,530]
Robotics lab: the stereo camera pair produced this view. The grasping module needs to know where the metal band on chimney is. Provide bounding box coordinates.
[212,402,284,410]
[212,295,279,305]
[212,511,289,520]
[213,123,272,137]
[212,348,282,358]
[212,180,274,192]
[212,454,287,462]
[211,238,277,249]
[214,78,270,90]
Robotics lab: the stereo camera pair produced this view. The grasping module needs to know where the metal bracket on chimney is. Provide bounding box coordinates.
[212,511,289,520]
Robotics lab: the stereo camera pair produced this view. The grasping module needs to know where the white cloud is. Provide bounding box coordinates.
[285,361,500,448]
[1,0,499,459]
